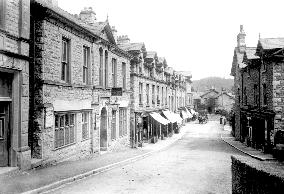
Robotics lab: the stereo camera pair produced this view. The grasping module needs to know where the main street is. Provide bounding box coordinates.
[47,116,244,194]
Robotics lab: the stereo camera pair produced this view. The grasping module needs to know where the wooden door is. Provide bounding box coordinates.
[0,102,9,166]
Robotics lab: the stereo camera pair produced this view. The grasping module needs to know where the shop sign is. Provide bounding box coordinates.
[111,87,122,96]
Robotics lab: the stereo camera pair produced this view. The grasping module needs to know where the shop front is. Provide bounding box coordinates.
[240,107,275,152]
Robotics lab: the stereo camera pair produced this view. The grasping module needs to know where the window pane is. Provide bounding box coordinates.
[59,127,64,147]
[60,115,64,127]
[0,0,4,29]
[70,114,74,125]
[55,113,76,148]
[55,115,59,128]
[65,114,69,125]
[55,128,59,148]
[0,118,3,139]
[70,126,75,143]
[65,126,70,145]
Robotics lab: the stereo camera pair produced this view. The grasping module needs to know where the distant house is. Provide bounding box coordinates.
[194,89,234,113]
[215,92,234,112]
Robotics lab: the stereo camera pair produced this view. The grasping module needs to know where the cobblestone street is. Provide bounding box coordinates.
[48,116,245,194]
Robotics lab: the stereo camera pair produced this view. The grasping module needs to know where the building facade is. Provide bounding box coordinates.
[118,36,188,147]
[30,1,131,164]
[0,0,31,169]
[231,25,284,152]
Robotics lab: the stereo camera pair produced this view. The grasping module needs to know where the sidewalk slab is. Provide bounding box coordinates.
[0,122,190,194]
[221,131,275,161]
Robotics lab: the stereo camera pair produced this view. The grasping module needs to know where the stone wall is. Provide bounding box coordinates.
[0,0,31,169]
[273,61,284,144]
[32,18,94,163]
[231,155,284,194]
[242,65,259,107]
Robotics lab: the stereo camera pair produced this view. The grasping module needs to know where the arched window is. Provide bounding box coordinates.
[105,50,108,87]
[99,48,103,86]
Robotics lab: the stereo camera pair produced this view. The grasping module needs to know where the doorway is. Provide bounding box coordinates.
[100,107,107,151]
[0,102,10,167]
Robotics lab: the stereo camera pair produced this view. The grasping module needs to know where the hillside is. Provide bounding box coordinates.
[192,77,234,92]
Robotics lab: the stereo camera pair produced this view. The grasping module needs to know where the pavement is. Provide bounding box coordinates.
[220,124,275,161]
[0,121,188,194]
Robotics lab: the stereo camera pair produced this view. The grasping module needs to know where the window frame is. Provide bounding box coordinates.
[111,110,116,140]
[152,85,155,105]
[61,38,70,83]
[139,82,143,105]
[99,48,104,87]
[119,108,127,137]
[263,83,267,105]
[54,112,76,149]
[112,58,117,87]
[83,46,90,84]
[0,0,6,30]
[122,62,126,89]
[253,84,259,105]
[82,111,90,141]
[146,84,149,106]
[105,51,108,88]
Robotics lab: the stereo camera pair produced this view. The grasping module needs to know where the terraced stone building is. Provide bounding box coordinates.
[0,0,31,169]
[231,25,284,152]
[30,0,132,165]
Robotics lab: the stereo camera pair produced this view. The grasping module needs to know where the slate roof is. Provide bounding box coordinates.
[258,38,284,50]
[245,47,259,60]
[34,0,92,33]
[200,89,219,98]
[146,51,157,59]
[215,92,234,99]
[87,22,107,36]
[34,0,112,41]
[119,43,145,51]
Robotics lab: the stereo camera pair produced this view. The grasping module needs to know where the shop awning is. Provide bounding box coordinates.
[150,112,170,125]
[173,113,183,123]
[181,111,189,119]
[162,110,183,123]
[185,108,193,118]
[162,110,177,123]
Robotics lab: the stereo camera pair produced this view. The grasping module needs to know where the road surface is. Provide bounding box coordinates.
[47,116,244,194]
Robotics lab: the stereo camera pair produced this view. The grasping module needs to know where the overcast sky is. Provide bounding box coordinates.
[58,0,284,80]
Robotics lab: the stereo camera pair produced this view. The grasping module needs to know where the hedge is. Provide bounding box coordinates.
[231,155,284,194]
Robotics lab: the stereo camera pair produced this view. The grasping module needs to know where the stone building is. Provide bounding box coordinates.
[197,88,234,113]
[177,71,193,109]
[29,1,131,165]
[231,25,247,138]
[0,0,31,169]
[231,25,284,152]
[214,91,234,112]
[118,36,187,147]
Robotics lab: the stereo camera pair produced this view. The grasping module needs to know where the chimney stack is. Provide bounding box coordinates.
[79,7,97,25]
[237,24,246,53]
[117,35,130,45]
[111,26,117,44]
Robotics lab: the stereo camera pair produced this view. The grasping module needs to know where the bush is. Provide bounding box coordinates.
[231,156,284,194]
